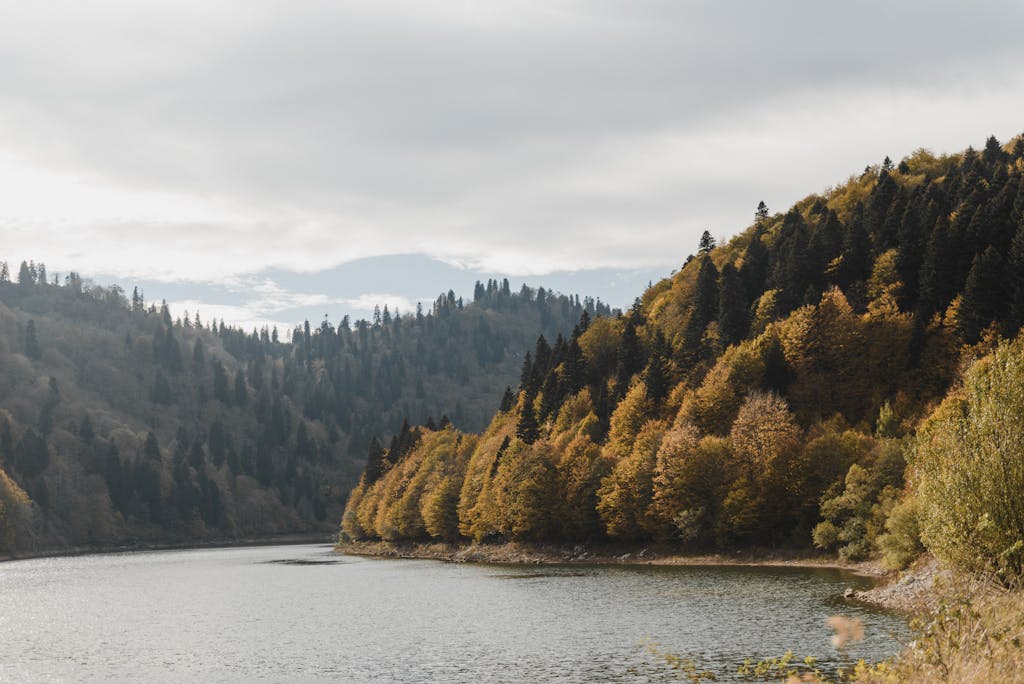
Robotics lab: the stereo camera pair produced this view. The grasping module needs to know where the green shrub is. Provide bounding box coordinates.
[914,338,1024,581]
[877,496,924,570]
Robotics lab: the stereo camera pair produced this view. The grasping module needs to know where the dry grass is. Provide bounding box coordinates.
[855,575,1024,683]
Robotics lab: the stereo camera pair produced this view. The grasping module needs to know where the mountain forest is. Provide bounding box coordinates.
[0,270,602,552]
[342,134,1024,575]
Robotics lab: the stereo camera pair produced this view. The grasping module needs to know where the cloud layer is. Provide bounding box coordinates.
[2,1,1023,307]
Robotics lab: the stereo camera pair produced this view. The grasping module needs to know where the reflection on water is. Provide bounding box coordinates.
[0,544,908,682]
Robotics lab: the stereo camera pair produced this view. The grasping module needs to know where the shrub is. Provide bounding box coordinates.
[877,495,923,571]
[913,338,1024,581]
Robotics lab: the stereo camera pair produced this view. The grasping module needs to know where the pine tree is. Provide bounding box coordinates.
[642,331,671,402]
[17,261,32,287]
[362,437,388,484]
[234,370,249,406]
[698,230,716,256]
[24,319,41,360]
[740,228,769,302]
[212,360,231,404]
[516,393,541,444]
[958,246,1006,343]
[755,201,770,224]
[717,262,748,347]
[1009,218,1024,334]
[681,255,720,364]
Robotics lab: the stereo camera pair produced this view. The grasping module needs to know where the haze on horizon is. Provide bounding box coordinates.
[1,0,1023,329]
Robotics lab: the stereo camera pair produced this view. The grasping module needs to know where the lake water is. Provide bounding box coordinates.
[0,543,908,682]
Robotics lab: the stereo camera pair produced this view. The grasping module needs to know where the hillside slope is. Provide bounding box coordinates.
[342,134,1024,561]
[0,272,599,552]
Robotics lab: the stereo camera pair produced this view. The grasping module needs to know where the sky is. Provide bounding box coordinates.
[2,1,1023,332]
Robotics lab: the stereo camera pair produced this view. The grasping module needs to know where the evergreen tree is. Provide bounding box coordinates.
[698,229,716,256]
[642,331,671,403]
[499,386,516,413]
[24,319,41,360]
[717,262,748,347]
[958,246,1006,343]
[234,370,249,406]
[362,437,388,485]
[516,394,541,445]
[755,201,770,224]
[1010,218,1024,334]
[681,256,720,363]
[212,360,231,404]
[17,261,32,287]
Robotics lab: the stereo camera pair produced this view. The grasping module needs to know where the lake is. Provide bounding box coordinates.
[0,543,908,682]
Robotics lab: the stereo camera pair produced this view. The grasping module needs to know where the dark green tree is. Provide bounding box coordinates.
[24,319,41,360]
[717,262,748,346]
[958,246,1006,343]
[516,393,541,445]
[698,229,716,256]
[212,360,231,404]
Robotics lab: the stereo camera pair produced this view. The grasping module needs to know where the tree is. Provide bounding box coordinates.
[717,262,748,346]
[914,338,1024,581]
[499,386,516,413]
[682,256,720,363]
[17,261,32,287]
[24,320,41,360]
[957,246,1005,343]
[233,370,249,406]
[730,391,800,479]
[516,394,541,445]
[755,201,769,224]
[212,360,231,404]
[698,230,716,256]
[1010,218,1024,334]
[597,420,666,540]
[362,437,389,485]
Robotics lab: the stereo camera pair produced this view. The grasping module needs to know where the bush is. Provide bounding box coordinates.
[913,338,1024,581]
[877,496,924,570]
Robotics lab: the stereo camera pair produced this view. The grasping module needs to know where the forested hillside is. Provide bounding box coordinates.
[0,269,598,552]
[342,134,1024,564]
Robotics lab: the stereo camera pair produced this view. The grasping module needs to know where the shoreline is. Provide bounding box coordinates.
[337,540,946,614]
[0,532,336,564]
[334,539,888,578]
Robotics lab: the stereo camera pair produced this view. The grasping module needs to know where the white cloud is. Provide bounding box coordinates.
[0,0,1021,287]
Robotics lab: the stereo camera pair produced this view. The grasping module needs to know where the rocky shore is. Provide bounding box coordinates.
[847,556,948,613]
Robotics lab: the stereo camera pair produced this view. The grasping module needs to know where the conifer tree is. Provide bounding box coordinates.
[17,261,33,288]
[499,386,516,413]
[717,262,748,347]
[698,229,716,256]
[755,201,770,224]
[212,360,231,404]
[1009,218,1024,334]
[516,393,541,444]
[958,246,1006,343]
[24,319,41,360]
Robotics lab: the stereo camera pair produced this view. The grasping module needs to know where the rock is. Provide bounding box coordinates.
[844,587,856,599]
[618,553,631,561]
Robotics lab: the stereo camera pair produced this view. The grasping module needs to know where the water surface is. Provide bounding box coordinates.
[0,544,908,682]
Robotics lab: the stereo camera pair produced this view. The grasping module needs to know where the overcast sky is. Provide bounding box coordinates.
[2,1,1023,330]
